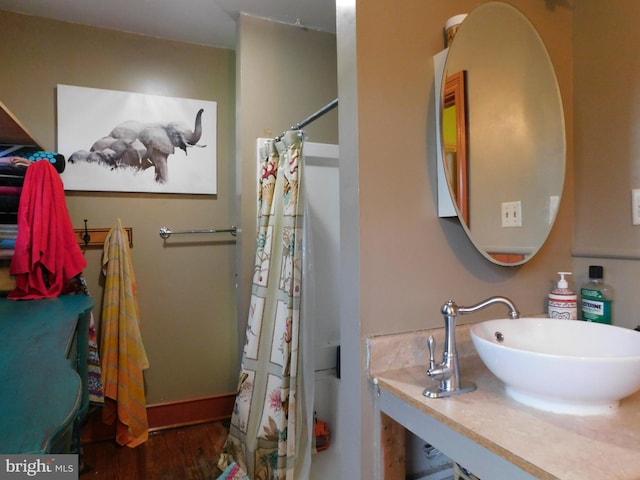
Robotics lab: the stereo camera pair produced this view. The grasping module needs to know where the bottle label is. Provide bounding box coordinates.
[548,306,577,319]
[581,289,612,324]
[548,296,577,320]
[581,288,605,299]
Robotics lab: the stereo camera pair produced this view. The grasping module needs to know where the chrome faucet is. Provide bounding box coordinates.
[423,296,520,398]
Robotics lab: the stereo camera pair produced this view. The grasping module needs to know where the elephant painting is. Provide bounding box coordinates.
[68,108,204,183]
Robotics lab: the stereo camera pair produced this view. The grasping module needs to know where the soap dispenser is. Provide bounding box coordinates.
[548,272,577,319]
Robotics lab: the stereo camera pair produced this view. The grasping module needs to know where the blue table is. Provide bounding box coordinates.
[0,295,93,454]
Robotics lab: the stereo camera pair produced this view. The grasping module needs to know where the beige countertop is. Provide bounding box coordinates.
[368,325,640,480]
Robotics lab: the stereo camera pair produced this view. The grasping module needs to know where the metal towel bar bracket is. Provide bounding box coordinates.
[159,226,237,239]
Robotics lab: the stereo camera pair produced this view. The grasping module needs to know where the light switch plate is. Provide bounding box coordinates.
[632,189,640,225]
[549,195,560,224]
[501,201,522,227]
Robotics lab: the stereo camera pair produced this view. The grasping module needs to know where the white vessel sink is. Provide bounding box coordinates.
[470,318,640,415]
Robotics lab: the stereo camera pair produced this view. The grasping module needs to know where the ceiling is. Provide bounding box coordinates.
[0,0,336,49]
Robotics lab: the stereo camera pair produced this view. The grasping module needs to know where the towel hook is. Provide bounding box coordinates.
[83,219,91,246]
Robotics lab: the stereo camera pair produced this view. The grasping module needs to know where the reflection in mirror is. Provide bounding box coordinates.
[439,2,565,266]
[443,71,468,225]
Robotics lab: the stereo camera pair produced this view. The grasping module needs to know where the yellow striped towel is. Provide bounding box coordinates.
[100,218,150,447]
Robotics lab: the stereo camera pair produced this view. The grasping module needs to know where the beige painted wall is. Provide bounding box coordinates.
[12,3,640,476]
[573,2,640,329]
[235,15,338,357]
[0,10,237,403]
[357,0,573,331]
[338,1,574,476]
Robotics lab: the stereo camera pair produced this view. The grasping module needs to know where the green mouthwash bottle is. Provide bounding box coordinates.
[580,265,613,324]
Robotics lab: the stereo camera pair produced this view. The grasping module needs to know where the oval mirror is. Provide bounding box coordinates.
[440,2,565,266]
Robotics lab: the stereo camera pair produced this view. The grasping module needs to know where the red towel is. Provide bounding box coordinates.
[9,160,86,299]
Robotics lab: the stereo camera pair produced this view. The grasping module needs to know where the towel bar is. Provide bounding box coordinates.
[159,226,237,239]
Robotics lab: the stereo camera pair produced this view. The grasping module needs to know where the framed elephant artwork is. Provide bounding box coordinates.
[56,84,217,194]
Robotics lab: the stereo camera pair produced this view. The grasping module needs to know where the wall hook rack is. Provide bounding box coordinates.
[74,225,133,248]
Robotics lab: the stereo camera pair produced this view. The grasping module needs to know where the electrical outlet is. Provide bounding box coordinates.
[501,201,522,227]
[633,189,640,225]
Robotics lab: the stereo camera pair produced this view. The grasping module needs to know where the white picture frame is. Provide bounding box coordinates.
[57,84,217,194]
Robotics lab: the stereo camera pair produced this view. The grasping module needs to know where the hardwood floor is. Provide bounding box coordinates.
[80,421,229,480]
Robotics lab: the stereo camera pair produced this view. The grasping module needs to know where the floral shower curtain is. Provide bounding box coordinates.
[218,131,312,480]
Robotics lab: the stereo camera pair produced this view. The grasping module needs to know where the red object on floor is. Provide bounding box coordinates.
[315,419,330,451]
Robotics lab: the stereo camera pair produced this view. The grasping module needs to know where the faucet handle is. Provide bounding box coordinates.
[428,335,436,370]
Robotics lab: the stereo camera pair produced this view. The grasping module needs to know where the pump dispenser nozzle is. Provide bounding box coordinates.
[557,272,572,289]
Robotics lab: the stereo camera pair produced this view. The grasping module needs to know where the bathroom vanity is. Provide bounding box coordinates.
[0,295,93,453]
[368,325,640,480]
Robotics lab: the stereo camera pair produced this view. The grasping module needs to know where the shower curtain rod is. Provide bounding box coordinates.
[274,98,338,141]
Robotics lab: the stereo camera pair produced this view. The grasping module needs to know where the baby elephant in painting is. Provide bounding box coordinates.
[69,108,204,183]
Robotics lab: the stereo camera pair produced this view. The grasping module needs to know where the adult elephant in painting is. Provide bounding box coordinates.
[69,109,205,183]
[110,108,205,183]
